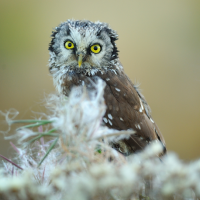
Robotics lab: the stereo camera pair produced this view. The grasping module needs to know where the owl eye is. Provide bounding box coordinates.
[91,44,101,54]
[64,41,74,49]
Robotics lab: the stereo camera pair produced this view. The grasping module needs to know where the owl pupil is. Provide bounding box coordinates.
[94,46,98,50]
[68,43,72,47]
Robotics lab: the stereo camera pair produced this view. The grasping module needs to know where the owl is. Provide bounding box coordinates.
[48,19,166,156]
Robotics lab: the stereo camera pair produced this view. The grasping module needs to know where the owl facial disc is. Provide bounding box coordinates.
[49,20,119,73]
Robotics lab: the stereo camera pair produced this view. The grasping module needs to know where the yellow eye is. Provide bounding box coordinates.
[64,41,74,49]
[91,44,101,54]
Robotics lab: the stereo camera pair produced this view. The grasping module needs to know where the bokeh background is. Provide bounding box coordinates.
[0,0,199,160]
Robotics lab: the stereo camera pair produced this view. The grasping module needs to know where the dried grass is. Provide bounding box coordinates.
[0,79,200,200]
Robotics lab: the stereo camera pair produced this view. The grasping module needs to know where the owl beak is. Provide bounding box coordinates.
[77,53,83,67]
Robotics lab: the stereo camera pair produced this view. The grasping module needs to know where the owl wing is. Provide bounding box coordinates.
[97,69,166,155]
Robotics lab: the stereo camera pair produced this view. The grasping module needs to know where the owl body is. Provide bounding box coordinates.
[49,20,166,155]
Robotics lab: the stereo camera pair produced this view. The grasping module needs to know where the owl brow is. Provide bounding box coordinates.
[63,39,75,46]
[90,43,101,48]
[96,27,105,36]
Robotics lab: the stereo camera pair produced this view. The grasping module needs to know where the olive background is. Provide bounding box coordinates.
[0,0,200,160]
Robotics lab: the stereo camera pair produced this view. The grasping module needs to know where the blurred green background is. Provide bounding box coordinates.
[0,0,199,160]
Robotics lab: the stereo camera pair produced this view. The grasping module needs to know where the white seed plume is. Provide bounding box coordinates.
[0,79,200,200]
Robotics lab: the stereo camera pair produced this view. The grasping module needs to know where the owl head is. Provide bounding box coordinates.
[48,20,119,76]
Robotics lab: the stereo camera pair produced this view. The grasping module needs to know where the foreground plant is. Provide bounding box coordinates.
[0,80,199,200]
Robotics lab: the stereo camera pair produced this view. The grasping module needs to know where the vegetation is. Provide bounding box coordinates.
[0,80,199,200]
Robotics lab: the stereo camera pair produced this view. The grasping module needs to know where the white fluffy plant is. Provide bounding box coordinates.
[0,79,200,200]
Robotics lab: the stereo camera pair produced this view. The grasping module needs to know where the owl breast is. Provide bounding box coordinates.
[61,66,166,156]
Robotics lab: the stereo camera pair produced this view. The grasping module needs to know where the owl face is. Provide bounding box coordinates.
[49,20,118,75]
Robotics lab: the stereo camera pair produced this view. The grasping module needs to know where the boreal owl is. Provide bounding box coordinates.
[48,19,166,156]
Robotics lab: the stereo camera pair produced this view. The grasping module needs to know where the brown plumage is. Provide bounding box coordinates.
[48,19,166,156]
